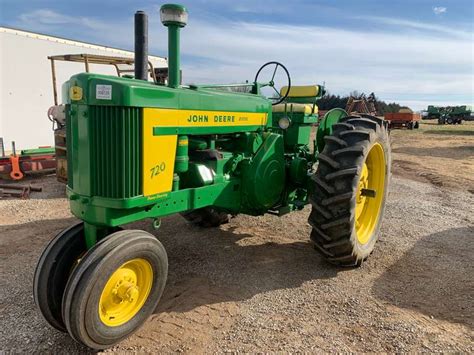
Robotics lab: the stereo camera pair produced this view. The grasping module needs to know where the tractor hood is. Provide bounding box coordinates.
[62,73,271,114]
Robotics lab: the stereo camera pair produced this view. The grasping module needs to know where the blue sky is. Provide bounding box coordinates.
[1,0,473,110]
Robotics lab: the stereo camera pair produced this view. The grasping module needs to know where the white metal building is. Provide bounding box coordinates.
[0,27,167,150]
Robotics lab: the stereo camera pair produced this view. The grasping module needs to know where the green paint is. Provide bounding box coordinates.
[83,223,98,249]
[153,125,265,135]
[426,105,472,120]
[61,5,333,246]
[69,180,241,227]
[63,73,271,114]
[20,147,55,156]
[175,136,189,173]
[167,24,181,88]
[289,156,308,185]
[241,133,286,213]
[316,108,348,152]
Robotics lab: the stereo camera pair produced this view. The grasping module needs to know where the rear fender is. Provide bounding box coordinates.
[316,108,348,153]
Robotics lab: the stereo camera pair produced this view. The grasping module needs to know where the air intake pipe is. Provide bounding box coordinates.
[134,11,148,81]
[160,4,188,88]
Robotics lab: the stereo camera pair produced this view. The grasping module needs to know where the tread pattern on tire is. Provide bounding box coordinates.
[33,222,86,332]
[308,115,391,267]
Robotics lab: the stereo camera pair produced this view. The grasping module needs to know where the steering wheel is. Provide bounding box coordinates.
[254,61,291,105]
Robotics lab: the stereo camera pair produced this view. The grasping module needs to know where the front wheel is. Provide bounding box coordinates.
[62,230,168,349]
[33,222,87,331]
[308,115,391,266]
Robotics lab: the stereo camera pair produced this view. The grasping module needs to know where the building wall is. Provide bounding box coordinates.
[0,27,167,150]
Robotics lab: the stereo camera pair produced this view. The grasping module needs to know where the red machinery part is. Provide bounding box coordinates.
[0,154,56,180]
[9,155,24,180]
[384,112,421,129]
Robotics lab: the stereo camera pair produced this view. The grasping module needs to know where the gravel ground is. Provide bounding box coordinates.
[0,123,473,353]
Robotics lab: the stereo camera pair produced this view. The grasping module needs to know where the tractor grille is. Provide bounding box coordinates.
[90,106,142,198]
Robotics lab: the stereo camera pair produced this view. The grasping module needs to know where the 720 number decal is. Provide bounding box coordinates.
[150,162,166,179]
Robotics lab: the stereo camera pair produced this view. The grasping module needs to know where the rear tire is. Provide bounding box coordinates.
[308,115,391,266]
[181,207,230,227]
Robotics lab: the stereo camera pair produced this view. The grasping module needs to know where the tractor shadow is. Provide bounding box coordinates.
[133,214,340,314]
[372,226,474,328]
[0,214,340,352]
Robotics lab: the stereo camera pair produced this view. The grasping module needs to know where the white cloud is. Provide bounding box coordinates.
[433,6,447,15]
[353,15,468,39]
[18,9,107,31]
[14,9,472,111]
[18,9,66,25]
[174,20,473,110]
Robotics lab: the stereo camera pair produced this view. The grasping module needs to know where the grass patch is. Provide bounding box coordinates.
[418,121,474,136]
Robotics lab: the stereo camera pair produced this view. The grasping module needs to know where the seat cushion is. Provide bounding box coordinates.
[272,103,318,115]
[280,85,320,98]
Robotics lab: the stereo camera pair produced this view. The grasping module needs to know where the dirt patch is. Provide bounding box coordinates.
[423,129,474,136]
[392,145,474,160]
[390,121,474,191]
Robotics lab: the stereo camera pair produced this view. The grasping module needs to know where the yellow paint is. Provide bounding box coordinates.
[178,137,189,146]
[142,108,266,196]
[355,143,386,244]
[280,85,319,98]
[69,86,83,100]
[143,113,177,196]
[143,108,267,128]
[146,193,169,201]
[99,258,153,327]
[272,103,318,115]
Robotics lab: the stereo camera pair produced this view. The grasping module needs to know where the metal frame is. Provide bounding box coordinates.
[48,53,158,105]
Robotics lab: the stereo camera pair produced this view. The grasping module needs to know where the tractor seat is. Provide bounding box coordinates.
[272,85,322,114]
[280,85,321,98]
[272,103,318,115]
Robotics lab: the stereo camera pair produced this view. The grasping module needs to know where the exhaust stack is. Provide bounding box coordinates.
[160,4,188,88]
[134,11,148,81]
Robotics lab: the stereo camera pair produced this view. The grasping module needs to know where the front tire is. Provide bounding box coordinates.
[33,222,86,331]
[62,230,168,349]
[309,115,391,266]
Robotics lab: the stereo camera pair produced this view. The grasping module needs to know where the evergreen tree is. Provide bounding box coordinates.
[318,91,409,115]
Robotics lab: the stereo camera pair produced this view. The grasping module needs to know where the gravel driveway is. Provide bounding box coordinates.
[0,123,473,353]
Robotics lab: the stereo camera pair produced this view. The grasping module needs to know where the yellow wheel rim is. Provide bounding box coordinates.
[99,258,153,327]
[355,143,386,245]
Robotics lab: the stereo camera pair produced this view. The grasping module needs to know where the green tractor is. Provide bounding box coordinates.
[34,4,391,349]
[426,105,471,124]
